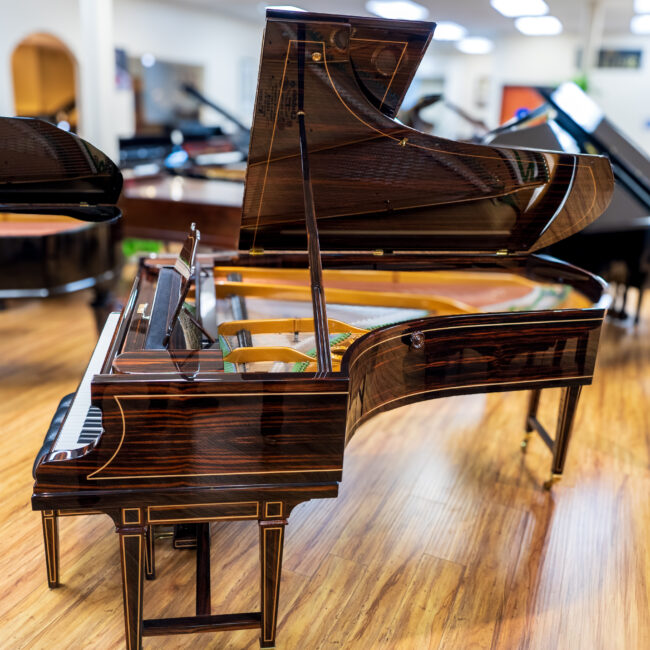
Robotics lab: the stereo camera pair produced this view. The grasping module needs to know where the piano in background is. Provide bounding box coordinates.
[118,85,249,249]
[486,82,650,322]
[32,11,614,649]
[0,118,123,329]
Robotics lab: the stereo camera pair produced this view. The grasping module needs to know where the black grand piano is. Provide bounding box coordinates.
[0,118,123,329]
[486,82,650,322]
[31,11,614,649]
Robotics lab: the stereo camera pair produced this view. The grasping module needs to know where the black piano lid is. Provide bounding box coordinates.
[539,83,650,213]
[240,11,614,255]
[0,117,123,222]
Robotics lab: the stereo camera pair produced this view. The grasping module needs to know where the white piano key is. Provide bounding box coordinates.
[52,312,120,452]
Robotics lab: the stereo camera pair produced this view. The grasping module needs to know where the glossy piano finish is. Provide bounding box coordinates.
[32,250,606,499]
[119,175,241,248]
[30,10,615,650]
[344,307,603,439]
[0,214,121,297]
[0,117,124,327]
[0,117,122,222]
[241,12,613,253]
[485,82,650,321]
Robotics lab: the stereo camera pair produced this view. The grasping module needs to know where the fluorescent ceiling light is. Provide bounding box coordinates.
[634,0,650,13]
[456,37,494,54]
[490,0,548,18]
[631,14,650,34]
[366,1,429,21]
[515,15,563,35]
[433,21,467,41]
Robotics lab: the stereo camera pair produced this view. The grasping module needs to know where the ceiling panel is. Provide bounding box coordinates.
[166,0,641,37]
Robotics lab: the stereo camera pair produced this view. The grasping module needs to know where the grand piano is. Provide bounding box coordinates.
[0,118,123,329]
[486,82,650,322]
[32,10,614,649]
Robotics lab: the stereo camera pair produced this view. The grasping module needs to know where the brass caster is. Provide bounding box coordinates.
[543,473,562,490]
[520,434,531,452]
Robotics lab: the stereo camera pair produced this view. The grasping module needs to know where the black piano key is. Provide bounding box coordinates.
[76,407,103,446]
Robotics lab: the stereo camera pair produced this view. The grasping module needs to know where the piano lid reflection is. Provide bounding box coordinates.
[32,10,613,649]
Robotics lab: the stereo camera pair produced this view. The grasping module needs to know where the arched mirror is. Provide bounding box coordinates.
[11,33,78,131]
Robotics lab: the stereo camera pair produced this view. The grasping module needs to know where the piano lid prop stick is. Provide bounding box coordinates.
[297,30,333,374]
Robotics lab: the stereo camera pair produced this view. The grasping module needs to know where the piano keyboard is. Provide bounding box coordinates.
[52,312,120,452]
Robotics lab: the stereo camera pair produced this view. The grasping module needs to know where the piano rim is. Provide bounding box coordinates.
[98,250,610,382]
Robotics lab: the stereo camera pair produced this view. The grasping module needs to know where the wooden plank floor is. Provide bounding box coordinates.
[1,289,649,649]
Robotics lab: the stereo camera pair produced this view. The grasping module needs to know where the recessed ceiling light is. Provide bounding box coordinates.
[262,4,306,12]
[491,0,549,18]
[141,53,156,68]
[634,0,650,13]
[631,14,650,34]
[433,21,467,41]
[456,37,494,54]
[366,1,429,21]
[515,15,563,36]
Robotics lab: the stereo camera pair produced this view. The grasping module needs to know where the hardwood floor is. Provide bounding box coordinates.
[1,289,648,649]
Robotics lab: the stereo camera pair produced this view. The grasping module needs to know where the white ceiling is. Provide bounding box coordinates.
[167,0,641,38]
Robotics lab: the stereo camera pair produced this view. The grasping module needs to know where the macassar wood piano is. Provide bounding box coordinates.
[32,10,614,649]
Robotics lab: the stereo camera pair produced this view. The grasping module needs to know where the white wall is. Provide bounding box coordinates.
[1,2,649,157]
[0,0,82,120]
[0,0,261,157]
[591,34,650,154]
[113,0,261,133]
[418,32,650,155]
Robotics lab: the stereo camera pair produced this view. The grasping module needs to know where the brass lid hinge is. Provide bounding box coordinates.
[496,248,509,256]
[249,247,265,256]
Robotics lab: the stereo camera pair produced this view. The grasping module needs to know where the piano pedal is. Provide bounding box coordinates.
[154,529,174,540]
[173,523,199,549]
[543,473,562,490]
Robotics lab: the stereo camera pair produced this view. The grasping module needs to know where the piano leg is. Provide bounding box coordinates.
[544,385,583,490]
[259,520,287,649]
[91,280,119,333]
[118,525,145,650]
[522,389,542,451]
[635,286,644,325]
[144,525,155,581]
[41,511,59,588]
[196,522,211,616]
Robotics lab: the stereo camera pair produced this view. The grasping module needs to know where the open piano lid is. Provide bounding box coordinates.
[241,10,614,254]
[0,117,122,222]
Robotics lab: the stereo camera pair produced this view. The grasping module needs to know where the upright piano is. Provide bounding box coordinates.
[32,10,614,649]
[486,82,650,321]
